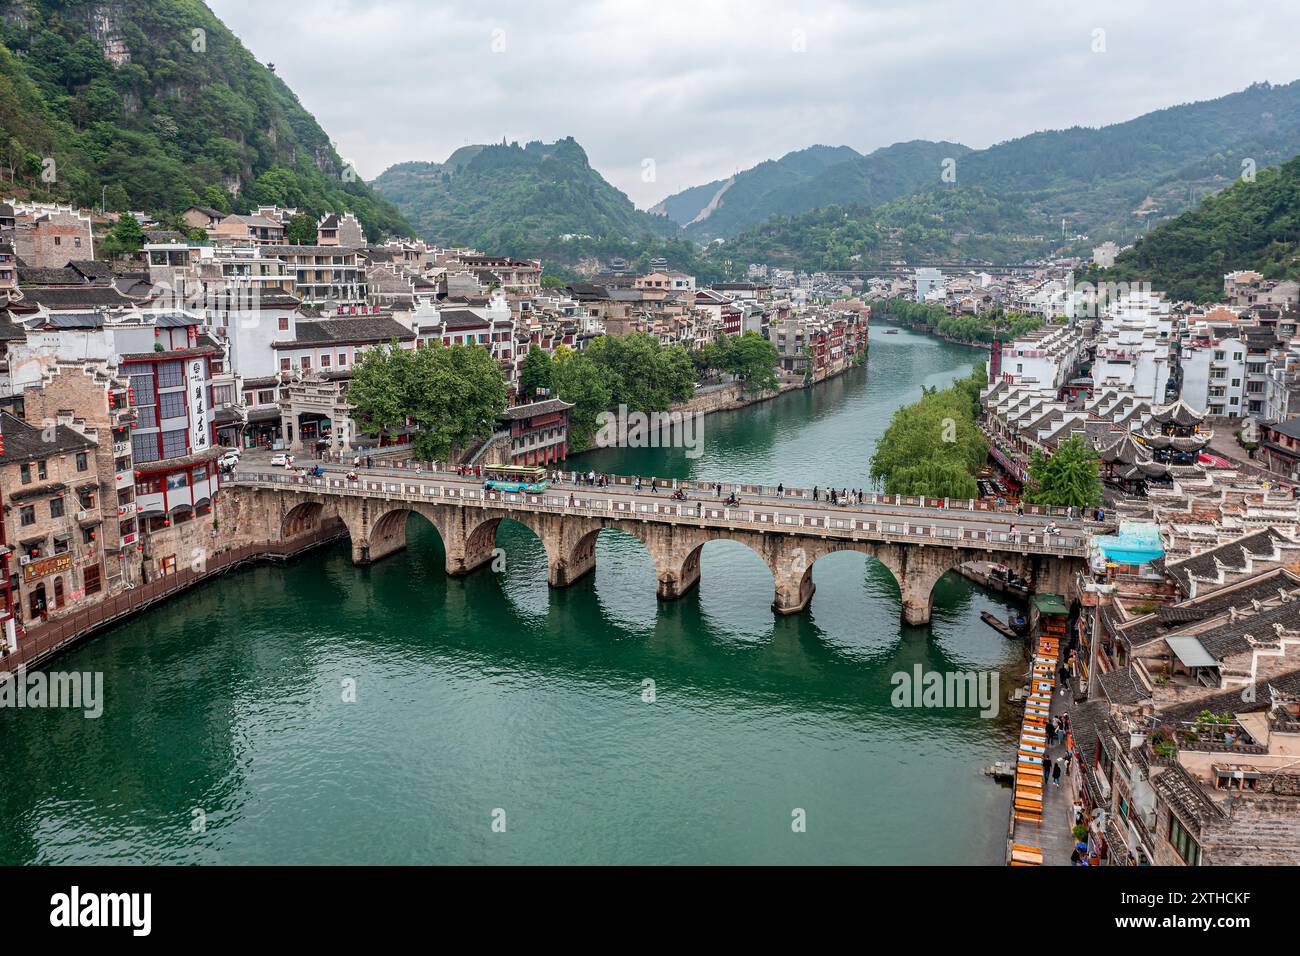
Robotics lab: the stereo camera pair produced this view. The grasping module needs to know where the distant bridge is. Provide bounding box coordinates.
[230,467,1091,625]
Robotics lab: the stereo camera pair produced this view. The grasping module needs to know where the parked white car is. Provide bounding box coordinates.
[218,451,241,469]
[270,453,290,467]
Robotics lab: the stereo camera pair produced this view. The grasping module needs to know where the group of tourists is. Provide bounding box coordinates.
[810,486,866,506]
[552,470,609,487]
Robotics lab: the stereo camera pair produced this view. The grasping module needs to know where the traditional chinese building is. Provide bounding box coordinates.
[1138,399,1212,466]
[1097,433,1172,496]
[492,399,574,466]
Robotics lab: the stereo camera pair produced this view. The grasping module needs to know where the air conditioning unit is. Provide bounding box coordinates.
[18,555,31,566]
[77,510,90,521]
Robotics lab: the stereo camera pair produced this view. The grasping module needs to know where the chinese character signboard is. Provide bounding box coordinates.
[187,359,209,452]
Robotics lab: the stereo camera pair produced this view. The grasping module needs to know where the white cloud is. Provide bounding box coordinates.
[207,0,1300,207]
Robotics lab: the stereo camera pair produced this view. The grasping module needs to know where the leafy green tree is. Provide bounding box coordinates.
[520,347,554,399]
[347,342,414,443]
[200,185,232,214]
[550,345,612,450]
[886,459,979,499]
[1022,435,1102,508]
[348,342,506,460]
[102,183,131,213]
[724,331,779,393]
[102,211,145,256]
[285,213,317,245]
[584,332,694,412]
[871,367,988,492]
[423,342,509,459]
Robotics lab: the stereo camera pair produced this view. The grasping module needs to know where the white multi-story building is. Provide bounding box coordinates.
[994,324,1085,390]
[914,268,943,302]
[1092,290,1173,402]
[1180,335,1245,417]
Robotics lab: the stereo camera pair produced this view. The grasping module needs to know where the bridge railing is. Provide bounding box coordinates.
[251,463,1107,526]
[234,471,1091,557]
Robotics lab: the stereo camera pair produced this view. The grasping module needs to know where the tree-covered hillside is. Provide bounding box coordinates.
[372,138,682,262]
[663,140,970,242]
[712,185,1048,272]
[650,143,864,232]
[0,0,411,238]
[1093,155,1300,302]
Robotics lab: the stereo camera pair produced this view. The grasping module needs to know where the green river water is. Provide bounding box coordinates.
[0,322,1025,865]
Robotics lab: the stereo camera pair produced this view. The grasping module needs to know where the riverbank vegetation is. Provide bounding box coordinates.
[693,331,780,394]
[870,366,989,498]
[874,299,1045,344]
[347,342,507,460]
[518,332,700,450]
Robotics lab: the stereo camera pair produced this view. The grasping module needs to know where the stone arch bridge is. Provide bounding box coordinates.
[229,469,1090,625]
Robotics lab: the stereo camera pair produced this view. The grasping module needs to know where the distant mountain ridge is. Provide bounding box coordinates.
[648,144,862,226]
[657,80,1300,249]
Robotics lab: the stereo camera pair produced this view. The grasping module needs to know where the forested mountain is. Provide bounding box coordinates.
[658,140,971,241]
[648,144,863,230]
[0,0,410,238]
[711,184,1048,273]
[657,80,1300,253]
[1093,155,1300,302]
[372,138,682,262]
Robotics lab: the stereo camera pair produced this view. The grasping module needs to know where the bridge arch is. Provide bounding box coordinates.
[869,544,969,626]
[663,532,782,609]
[339,502,449,567]
[281,501,324,539]
[567,526,655,586]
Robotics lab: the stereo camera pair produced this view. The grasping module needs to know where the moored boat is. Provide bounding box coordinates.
[980,610,1021,638]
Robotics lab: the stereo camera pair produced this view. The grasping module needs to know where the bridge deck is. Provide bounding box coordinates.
[233,466,1092,557]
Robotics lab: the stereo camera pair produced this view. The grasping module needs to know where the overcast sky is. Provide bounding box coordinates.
[207,0,1300,208]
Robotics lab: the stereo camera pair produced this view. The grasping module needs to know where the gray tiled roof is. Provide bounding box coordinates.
[272,317,412,348]
[1159,668,1300,723]
[1163,529,1291,594]
[1116,568,1300,648]
[0,411,96,463]
[1098,665,1150,705]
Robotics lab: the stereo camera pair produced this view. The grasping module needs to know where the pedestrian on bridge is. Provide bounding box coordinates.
[813,486,820,502]
[777,483,784,498]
